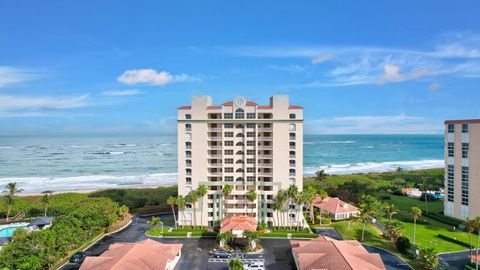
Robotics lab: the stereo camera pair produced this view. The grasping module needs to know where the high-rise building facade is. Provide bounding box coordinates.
[177,96,303,227]
[444,119,480,220]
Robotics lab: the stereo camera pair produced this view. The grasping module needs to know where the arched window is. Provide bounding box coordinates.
[236,150,244,155]
[236,168,244,173]
[289,151,295,156]
[186,124,191,130]
[186,168,192,175]
[289,169,296,175]
[235,108,245,119]
[289,142,296,147]
[186,151,191,157]
[186,177,192,184]
[186,114,192,119]
[289,160,296,166]
[236,159,244,164]
[236,142,244,146]
[236,177,244,182]
[186,160,192,166]
[289,113,295,119]
[186,142,191,148]
[236,124,244,129]
[289,132,296,138]
[236,133,245,137]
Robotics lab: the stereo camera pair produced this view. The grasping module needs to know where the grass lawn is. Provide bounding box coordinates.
[262,231,318,238]
[146,227,217,237]
[378,193,476,253]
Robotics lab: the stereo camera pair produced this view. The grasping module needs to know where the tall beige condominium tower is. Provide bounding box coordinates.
[177,96,303,227]
[444,119,480,220]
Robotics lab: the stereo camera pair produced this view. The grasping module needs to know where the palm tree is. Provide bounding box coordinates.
[296,191,307,230]
[314,170,328,181]
[229,259,243,270]
[357,202,373,241]
[3,182,24,221]
[410,207,422,245]
[246,190,257,217]
[243,230,261,250]
[197,185,208,227]
[465,217,476,260]
[176,195,186,227]
[419,247,439,270]
[275,189,288,227]
[148,216,161,227]
[317,189,328,225]
[222,184,233,218]
[302,186,316,224]
[287,185,299,229]
[272,200,282,227]
[383,203,399,221]
[217,231,234,248]
[40,190,53,217]
[186,191,199,227]
[384,220,404,243]
[167,196,178,229]
[119,205,129,220]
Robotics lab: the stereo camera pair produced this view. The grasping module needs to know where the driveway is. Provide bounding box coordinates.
[439,250,471,270]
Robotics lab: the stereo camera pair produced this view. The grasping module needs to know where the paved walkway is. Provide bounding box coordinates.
[439,250,471,270]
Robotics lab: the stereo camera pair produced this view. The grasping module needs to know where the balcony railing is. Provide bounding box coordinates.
[208,137,222,141]
[208,154,222,158]
[257,154,272,158]
[208,172,222,176]
[258,163,273,168]
[258,172,273,177]
[257,128,272,132]
[258,146,272,150]
[208,145,222,150]
[208,128,222,132]
[257,137,273,141]
[207,163,222,168]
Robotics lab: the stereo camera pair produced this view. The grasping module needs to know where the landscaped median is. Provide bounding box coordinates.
[262,231,318,238]
[146,227,217,237]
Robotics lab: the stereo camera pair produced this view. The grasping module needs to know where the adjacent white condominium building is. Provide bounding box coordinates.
[444,119,480,220]
[177,96,303,227]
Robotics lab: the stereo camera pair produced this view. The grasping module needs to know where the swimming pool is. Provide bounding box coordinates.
[0,225,30,238]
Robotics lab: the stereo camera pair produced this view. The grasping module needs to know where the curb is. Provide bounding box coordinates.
[362,243,414,270]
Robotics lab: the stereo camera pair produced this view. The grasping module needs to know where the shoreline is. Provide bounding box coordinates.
[15,167,444,197]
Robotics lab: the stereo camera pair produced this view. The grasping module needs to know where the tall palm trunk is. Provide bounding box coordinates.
[44,205,48,217]
[200,198,203,228]
[468,230,472,260]
[413,217,417,245]
[361,222,366,241]
[6,206,11,222]
[309,204,314,224]
[171,205,177,229]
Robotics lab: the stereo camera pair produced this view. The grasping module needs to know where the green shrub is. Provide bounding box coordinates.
[396,236,412,255]
[437,234,471,248]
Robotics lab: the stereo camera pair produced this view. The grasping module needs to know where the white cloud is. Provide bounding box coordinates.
[305,114,442,134]
[101,89,144,96]
[377,64,429,84]
[0,66,38,87]
[312,54,333,64]
[117,69,199,85]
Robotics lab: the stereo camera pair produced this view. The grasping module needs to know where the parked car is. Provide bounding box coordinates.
[69,252,86,264]
[209,250,232,258]
[244,262,265,270]
[232,253,245,259]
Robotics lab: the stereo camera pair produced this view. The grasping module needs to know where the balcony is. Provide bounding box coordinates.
[289,136,296,140]
[289,173,296,176]
[258,163,273,168]
[258,154,273,158]
[258,172,273,177]
[257,137,273,142]
[208,163,222,168]
[257,128,272,132]
[208,128,222,132]
[289,155,295,158]
[208,145,222,150]
[208,154,222,158]
[208,137,222,141]
[208,172,222,176]
[258,146,272,150]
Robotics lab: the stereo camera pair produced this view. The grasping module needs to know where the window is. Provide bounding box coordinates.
[225,159,234,164]
[236,168,244,173]
[247,150,255,155]
[289,169,296,176]
[224,113,233,119]
[185,133,191,141]
[236,159,244,164]
[289,113,296,119]
[236,142,244,146]
[247,159,255,164]
[224,123,234,128]
[247,113,256,119]
[447,165,454,202]
[224,132,234,137]
[247,176,255,182]
[185,124,191,131]
[186,151,191,158]
[225,176,234,181]
[462,143,469,158]
[247,123,255,128]
[290,142,296,148]
[236,124,244,129]
[186,160,192,167]
[224,149,234,155]
[289,151,295,157]
[462,123,469,133]
[186,177,192,184]
[247,141,255,146]
[448,142,454,157]
[448,124,455,133]
[236,150,244,155]
[247,132,255,137]
[185,114,191,119]
[236,133,244,137]
[224,141,234,146]
[186,168,192,175]
[236,177,244,182]
[289,160,296,167]
[186,142,191,149]
[225,167,234,173]
[462,166,469,206]
[289,132,296,139]
[235,108,245,119]
[247,167,255,173]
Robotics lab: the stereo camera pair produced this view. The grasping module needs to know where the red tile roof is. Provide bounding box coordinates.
[313,197,359,214]
[80,239,182,270]
[178,106,191,110]
[445,119,480,124]
[207,106,222,109]
[222,101,257,106]
[289,105,303,109]
[291,236,386,270]
[220,215,257,233]
[256,106,273,109]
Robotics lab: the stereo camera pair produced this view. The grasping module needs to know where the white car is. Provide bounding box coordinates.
[243,262,265,270]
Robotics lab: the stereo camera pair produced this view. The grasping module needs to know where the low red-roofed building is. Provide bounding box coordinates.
[220,215,257,236]
[291,236,386,270]
[313,197,360,220]
[80,239,182,270]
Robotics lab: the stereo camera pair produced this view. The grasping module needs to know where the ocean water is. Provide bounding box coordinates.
[0,135,444,193]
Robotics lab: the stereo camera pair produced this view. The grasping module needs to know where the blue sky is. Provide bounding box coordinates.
[1,0,480,135]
